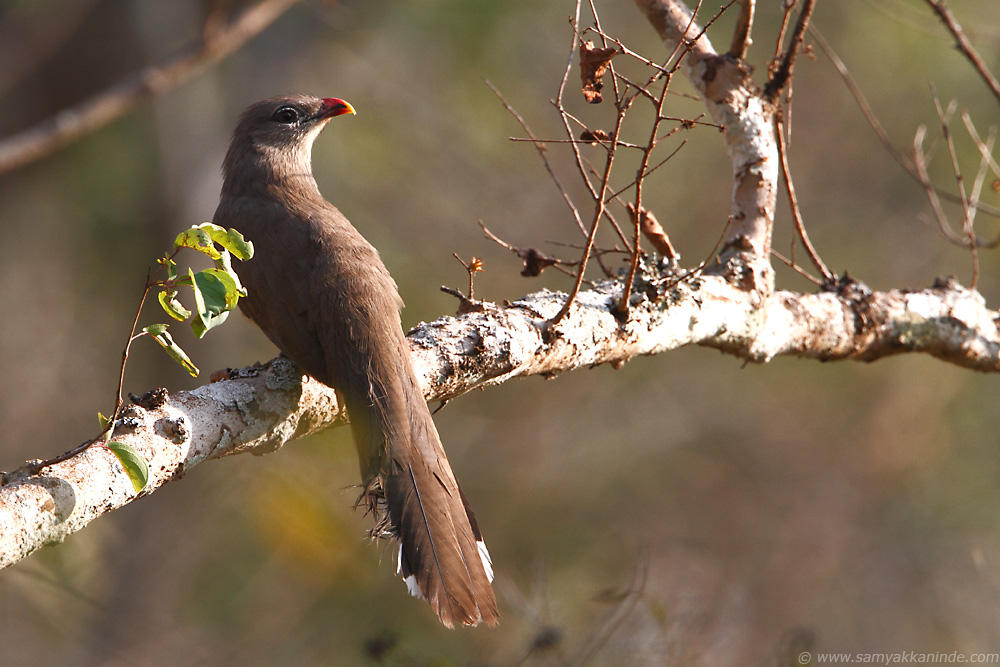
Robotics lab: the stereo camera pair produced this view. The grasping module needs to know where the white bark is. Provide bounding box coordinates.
[3,274,998,570]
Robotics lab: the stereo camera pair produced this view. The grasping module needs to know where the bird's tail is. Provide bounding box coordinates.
[351,361,498,628]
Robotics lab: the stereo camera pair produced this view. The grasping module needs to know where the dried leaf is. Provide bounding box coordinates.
[517,248,560,277]
[579,41,618,104]
[628,203,677,260]
[580,129,611,144]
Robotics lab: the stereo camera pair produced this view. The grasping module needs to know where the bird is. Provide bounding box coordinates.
[212,95,498,628]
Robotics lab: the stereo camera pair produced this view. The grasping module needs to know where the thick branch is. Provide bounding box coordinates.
[3,274,999,570]
[633,0,779,294]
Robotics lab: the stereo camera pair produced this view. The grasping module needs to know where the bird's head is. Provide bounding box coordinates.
[222,95,356,194]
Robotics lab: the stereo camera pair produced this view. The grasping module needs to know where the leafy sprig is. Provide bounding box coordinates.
[6,224,253,491]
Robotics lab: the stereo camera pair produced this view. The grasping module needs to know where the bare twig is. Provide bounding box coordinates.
[912,95,1000,260]
[932,92,978,287]
[808,26,911,170]
[764,0,815,102]
[486,80,587,236]
[554,8,635,252]
[609,138,688,201]
[570,557,650,664]
[771,248,823,286]
[810,24,1000,221]
[773,0,798,61]
[12,261,166,480]
[911,118,999,269]
[966,125,997,234]
[511,136,644,149]
[962,114,999,239]
[776,119,833,283]
[480,222,579,278]
[730,0,756,59]
[552,103,631,326]
[962,111,1000,185]
[556,8,628,249]
[617,66,675,318]
[586,0,622,101]
[452,254,484,301]
[914,125,959,244]
[0,0,303,175]
[557,0,586,152]
[924,0,1000,108]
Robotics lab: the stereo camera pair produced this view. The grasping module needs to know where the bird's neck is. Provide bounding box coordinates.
[221,142,322,202]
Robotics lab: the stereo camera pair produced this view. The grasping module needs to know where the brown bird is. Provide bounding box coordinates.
[212,95,498,628]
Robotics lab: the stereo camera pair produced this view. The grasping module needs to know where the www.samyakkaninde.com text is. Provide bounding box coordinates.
[803,651,999,664]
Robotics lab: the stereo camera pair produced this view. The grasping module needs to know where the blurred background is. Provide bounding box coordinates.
[1,0,999,664]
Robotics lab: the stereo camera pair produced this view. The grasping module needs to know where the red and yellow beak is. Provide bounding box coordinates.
[320,98,356,118]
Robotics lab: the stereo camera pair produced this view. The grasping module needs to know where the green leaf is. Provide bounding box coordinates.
[214,227,254,261]
[213,250,247,296]
[144,324,200,376]
[108,441,149,493]
[173,223,252,265]
[174,226,221,260]
[195,223,254,260]
[189,268,231,338]
[158,289,192,322]
[200,268,242,309]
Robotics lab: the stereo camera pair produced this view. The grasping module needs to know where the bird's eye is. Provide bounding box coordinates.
[271,106,301,124]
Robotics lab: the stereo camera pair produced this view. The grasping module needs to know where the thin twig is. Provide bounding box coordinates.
[554,9,632,249]
[23,264,164,476]
[776,119,832,283]
[773,0,798,61]
[552,103,630,326]
[924,0,1000,108]
[730,0,756,59]
[556,1,604,244]
[510,137,647,149]
[810,25,1000,221]
[966,125,996,233]
[480,222,581,279]
[962,112,1000,184]
[764,0,815,102]
[931,91,978,287]
[770,248,823,286]
[912,121,996,266]
[586,0,621,101]
[451,253,484,301]
[617,71,675,318]
[486,80,587,236]
[608,138,688,201]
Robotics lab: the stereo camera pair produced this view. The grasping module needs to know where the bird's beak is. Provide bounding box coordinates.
[319,98,356,119]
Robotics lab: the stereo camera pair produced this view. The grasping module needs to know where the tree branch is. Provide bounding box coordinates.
[923,0,1000,108]
[632,0,779,295]
[0,0,302,175]
[3,274,999,570]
